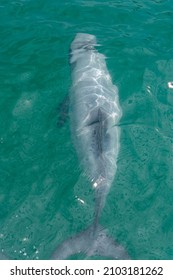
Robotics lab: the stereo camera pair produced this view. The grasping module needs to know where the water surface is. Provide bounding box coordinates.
[0,0,173,259]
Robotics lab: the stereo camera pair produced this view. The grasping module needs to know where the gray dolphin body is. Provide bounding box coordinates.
[52,33,130,260]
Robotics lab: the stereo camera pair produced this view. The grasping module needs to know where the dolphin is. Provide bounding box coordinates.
[52,33,130,260]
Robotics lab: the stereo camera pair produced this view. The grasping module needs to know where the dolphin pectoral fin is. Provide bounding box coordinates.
[51,224,130,260]
[57,94,69,128]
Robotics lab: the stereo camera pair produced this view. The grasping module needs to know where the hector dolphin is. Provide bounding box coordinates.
[52,33,130,259]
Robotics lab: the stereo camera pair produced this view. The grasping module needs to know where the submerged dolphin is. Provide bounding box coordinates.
[52,33,130,259]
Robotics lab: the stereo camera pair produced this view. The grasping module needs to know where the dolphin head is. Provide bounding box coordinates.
[69,33,97,64]
[71,33,97,51]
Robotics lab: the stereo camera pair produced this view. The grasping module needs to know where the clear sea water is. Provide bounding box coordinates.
[0,0,173,260]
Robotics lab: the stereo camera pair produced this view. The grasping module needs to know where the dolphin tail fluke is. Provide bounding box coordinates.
[0,251,9,260]
[51,224,130,260]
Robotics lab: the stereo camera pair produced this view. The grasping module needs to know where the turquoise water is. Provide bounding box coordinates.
[1,0,173,260]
